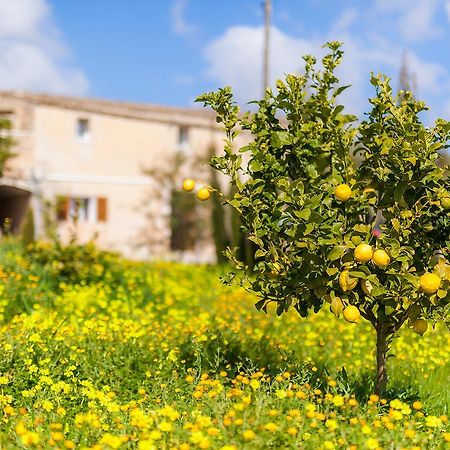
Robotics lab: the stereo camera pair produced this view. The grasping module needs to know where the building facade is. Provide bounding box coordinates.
[0,91,232,261]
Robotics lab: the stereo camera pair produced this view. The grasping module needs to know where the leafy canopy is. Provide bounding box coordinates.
[197,42,450,331]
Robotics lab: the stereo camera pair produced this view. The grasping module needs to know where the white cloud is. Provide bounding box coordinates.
[445,1,450,21]
[0,0,48,38]
[398,0,442,42]
[333,8,358,32]
[334,37,398,113]
[407,53,447,96]
[374,0,443,42]
[444,99,450,116]
[204,25,315,103]
[171,0,196,36]
[202,2,450,119]
[0,0,88,95]
[203,24,397,113]
[328,26,449,111]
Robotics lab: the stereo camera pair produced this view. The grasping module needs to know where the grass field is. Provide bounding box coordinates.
[0,241,449,449]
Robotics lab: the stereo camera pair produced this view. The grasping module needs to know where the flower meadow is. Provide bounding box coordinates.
[0,241,449,449]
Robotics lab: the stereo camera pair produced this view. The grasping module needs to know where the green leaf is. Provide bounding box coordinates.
[304,223,315,235]
[270,131,292,149]
[255,299,266,311]
[348,271,367,279]
[394,183,407,204]
[326,267,339,276]
[295,209,311,221]
[391,218,401,232]
[254,249,266,259]
[327,246,346,261]
[331,105,345,118]
[333,85,351,97]
[371,286,386,297]
[249,160,263,172]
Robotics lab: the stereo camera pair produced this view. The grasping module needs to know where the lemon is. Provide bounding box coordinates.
[354,244,373,263]
[335,184,352,202]
[343,305,361,323]
[441,197,450,210]
[360,279,373,295]
[411,319,428,335]
[196,187,211,201]
[182,178,196,192]
[330,297,343,317]
[419,273,441,294]
[339,270,357,292]
[372,249,390,268]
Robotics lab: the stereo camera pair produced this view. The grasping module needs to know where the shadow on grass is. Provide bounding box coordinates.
[178,334,423,404]
[289,362,422,404]
[178,332,289,376]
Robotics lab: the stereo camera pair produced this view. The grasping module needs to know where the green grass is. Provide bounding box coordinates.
[0,240,449,449]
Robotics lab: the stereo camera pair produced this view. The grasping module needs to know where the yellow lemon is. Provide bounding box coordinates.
[182,178,196,192]
[372,249,390,268]
[196,187,211,201]
[411,319,428,335]
[330,297,343,317]
[441,197,450,210]
[419,273,441,294]
[360,279,372,295]
[343,305,361,323]
[335,184,352,202]
[354,244,373,263]
[339,270,357,292]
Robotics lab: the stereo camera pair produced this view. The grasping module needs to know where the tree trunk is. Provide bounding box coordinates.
[375,325,389,396]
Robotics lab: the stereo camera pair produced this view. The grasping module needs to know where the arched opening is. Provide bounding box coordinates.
[0,184,31,235]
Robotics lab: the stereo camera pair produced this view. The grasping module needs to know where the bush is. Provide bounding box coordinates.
[25,240,120,286]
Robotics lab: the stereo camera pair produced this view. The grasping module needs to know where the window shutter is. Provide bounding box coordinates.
[56,196,69,221]
[97,197,107,222]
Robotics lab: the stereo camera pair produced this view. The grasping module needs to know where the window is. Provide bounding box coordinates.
[76,118,90,141]
[56,196,108,223]
[69,198,90,222]
[178,126,189,152]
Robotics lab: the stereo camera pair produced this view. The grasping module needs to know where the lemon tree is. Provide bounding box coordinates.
[196,42,450,395]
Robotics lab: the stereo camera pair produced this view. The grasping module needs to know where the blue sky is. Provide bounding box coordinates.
[1,0,450,121]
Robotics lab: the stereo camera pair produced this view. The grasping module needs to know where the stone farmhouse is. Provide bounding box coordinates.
[0,91,235,261]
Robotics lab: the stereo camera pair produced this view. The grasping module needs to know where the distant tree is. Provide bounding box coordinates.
[0,116,15,177]
[21,207,35,246]
[398,50,417,99]
[209,146,230,263]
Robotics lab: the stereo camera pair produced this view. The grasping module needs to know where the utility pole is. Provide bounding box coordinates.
[263,0,271,96]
